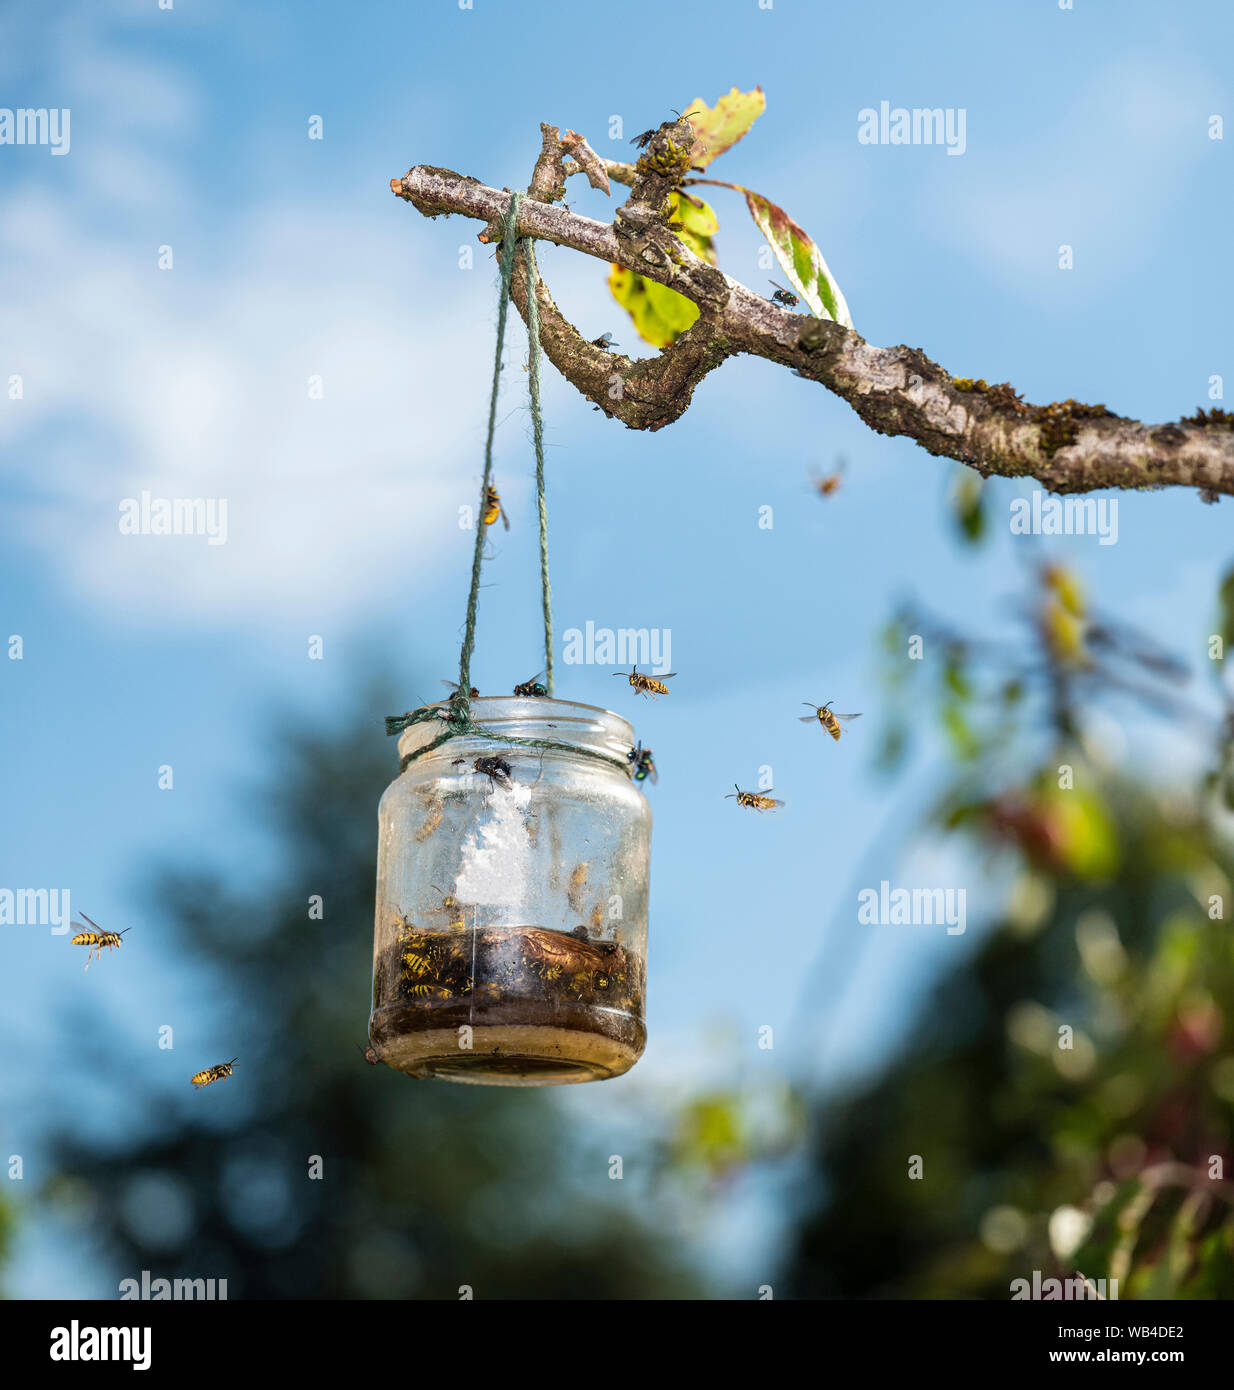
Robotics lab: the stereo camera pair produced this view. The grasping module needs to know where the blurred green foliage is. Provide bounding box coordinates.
[784,563,1234,1297]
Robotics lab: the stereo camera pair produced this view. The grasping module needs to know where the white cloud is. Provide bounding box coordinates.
[0,22,527,628]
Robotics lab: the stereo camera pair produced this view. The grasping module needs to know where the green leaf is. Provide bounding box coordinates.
[608,191,717,348]
[951,472,985,544]
[744,191,853,327]
[941,702,980,760]
[943,649,971,700]
[681,87,765,169]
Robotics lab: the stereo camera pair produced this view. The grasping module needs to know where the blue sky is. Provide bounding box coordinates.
[3,0,1234,1293]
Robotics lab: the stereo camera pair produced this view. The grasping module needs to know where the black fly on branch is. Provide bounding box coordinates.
[630,109,696,149]
[590,332,618,351]
[768,280,799,309]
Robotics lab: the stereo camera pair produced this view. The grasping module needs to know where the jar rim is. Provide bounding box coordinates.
[396,695,636,764]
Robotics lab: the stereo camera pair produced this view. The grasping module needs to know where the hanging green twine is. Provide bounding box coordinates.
[387,190,628,779]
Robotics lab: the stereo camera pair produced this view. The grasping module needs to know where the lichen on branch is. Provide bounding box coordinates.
[390,120,1234,499]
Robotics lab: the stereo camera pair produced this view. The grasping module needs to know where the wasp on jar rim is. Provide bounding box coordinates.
[513,672,547,697]
[191,1058,238,1089]
[768,280,800,309]
[613,666,676,699]
[70,914,131,971]
[627,742,657,784]
[800,701,863,741]
[441,680,480,700]
[483,484,509,531]
[590,332,618,351]
[725,784,784,812]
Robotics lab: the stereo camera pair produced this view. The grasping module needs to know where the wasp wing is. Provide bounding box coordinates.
[833,712,863,723]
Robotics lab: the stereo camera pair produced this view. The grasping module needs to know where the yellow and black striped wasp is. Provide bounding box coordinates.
[70,914,130,971]
[614,666,676,699]
[800,701,863,742]
[191,1058,238,1089]
[627,742,657,784]
[430,885,467,932]
[483,484,509,530]
[513,672,547,697]
[725,784,784,812]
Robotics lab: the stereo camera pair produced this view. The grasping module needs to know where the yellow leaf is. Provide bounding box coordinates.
[682,86,766,169]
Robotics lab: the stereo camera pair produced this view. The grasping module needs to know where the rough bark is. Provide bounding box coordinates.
[391,123,1234,499]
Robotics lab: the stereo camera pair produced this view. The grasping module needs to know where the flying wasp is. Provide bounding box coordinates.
[810,462,846,498]
[483,484,510,531]
[800,701,863,742]
[191,1058,238,1089]
[725,784,784,812]
[614,666,676,699]
[590,332,618,351]
[70,914,130,972]
[628,742,657,784]
[513,672,547,697]
[768,280,799,309]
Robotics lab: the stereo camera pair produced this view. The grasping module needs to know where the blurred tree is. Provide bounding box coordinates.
[0,1189,12,1295]
[44,684,699,1299]
[785,564,1234,1298]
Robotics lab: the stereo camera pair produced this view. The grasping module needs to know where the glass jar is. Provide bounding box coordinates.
[370,696,651,1086]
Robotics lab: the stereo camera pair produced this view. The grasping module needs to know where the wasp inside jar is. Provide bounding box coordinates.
[371,921,645,1086]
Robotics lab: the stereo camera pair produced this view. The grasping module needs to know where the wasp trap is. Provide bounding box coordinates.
[370,697,652,1086]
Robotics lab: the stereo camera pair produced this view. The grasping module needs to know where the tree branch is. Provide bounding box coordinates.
[391,132,1234,498]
